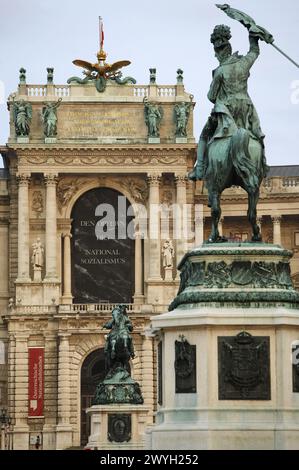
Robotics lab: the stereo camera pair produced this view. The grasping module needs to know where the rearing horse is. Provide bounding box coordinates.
[204,119,265,243]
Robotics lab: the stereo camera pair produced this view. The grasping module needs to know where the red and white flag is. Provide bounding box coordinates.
[99,16,104,49]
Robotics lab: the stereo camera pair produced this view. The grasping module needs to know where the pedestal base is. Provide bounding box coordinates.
[33,267,42,282]
[55,424,73,450]
[164,266,173,281]
[86,404,150,450]
[147,243,299,450]
[17,136,29,143]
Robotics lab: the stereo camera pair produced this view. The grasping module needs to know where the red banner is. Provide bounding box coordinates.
[28,348,44,417]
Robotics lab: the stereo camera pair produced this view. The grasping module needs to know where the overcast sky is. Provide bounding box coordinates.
[0,0,298,167]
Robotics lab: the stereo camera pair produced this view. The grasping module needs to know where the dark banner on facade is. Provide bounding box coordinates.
[28,347,44,417]
[71,188,135,304]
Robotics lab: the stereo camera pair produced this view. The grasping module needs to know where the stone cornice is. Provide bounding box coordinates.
[10,143,197,153]
[15,152,193,172]
[196,194,299,203]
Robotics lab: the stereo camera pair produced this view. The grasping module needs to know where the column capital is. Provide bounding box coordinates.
[58,332,71,340]
[175,173,188,186]
[147,174,161,186]
[62,231,72,239]
[44,174,58,186]
[16,173,31,186]
[271,215,282,224]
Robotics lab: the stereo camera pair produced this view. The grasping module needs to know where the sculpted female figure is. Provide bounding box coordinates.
[13,100,32,136]
[42,98,62,137]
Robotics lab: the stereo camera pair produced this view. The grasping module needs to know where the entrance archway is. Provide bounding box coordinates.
[71,187,135,303]
[80,349,105,446]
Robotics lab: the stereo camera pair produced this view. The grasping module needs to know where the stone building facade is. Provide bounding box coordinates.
[0,68,298,449]
[0,70,196,449]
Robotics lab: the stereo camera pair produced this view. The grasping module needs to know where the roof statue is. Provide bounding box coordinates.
[67,17,136,92]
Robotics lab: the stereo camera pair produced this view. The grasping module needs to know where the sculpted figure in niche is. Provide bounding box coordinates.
[162,239,174,268]
[32,191,43,217]
[31,238,44,269]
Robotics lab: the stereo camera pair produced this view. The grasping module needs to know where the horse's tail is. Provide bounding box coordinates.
[230,128,259,191]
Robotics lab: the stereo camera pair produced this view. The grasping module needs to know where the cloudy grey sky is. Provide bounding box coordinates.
[0,0,298,166]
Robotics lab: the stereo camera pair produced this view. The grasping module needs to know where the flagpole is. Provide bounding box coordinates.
[271,43,299,69]
[99,16,104,50]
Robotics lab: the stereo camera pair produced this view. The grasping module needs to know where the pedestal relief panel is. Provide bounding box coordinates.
[108,414,131,443]
[218,332,271,400]
[292,343,299,393]
[175,336,196,393]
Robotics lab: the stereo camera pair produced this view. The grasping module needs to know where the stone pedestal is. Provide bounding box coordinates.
[175,137,187,143]
[45,137,57,144]
[147,243,299,450]
[86,404,150,450]
[148,137,160,144]
[17,136,29,143]
[164,266,173,281]
[33,267,42,282]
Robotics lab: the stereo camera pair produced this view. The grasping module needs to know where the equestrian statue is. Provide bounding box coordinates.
[189,4,298,243]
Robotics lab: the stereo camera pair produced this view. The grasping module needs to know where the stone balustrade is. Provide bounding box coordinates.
[22,84,183,101]
[59,303,140,314]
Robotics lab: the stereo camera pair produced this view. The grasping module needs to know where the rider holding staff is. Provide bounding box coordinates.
[189,23,268,183]
[103,305,135,360]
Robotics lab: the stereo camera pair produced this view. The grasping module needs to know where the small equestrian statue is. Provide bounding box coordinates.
[94,304,143,404]
[103,305,135,373]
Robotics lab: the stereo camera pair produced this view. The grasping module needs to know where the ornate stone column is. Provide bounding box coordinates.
[0,217,9,299]
[194,215,205,246]
[272,216,282,245]
[134,219,144,304]
[219,217,224,237]
[141,332,154,421]
[44,174,58,280]
[175,174,187,268]
[7,334,16,426]
[17,174,31,281]
[56,333,72,449]
[57,334,71,424]
[62,232,73,304]
[13,334,29,449]
[148,174,162,280]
